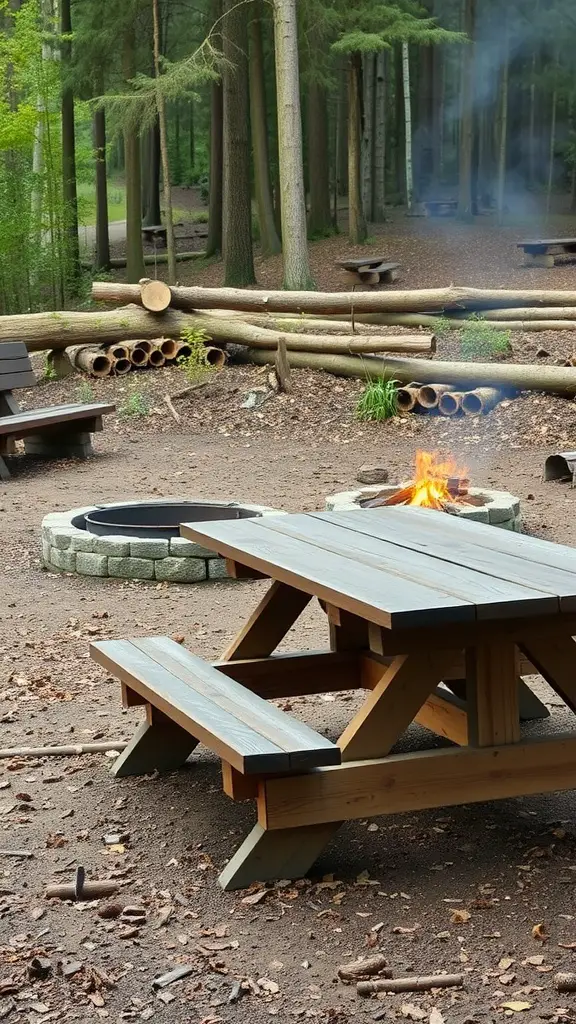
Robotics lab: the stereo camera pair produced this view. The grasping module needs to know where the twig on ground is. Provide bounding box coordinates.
[0,741,127,759]
[163,395,181,423]
[357,973,465,996]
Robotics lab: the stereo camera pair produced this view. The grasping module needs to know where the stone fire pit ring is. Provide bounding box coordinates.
[326,485,521,531]
[41,499,284,582]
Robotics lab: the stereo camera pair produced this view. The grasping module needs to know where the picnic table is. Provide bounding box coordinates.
[517,237,576,267]
[423,199,457,217]
[92,507,576,890]
[335,256,400,286]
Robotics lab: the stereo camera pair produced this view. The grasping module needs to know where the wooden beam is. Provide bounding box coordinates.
[414,689,468,746]
[213,650,361,699]
[338,650,451,761]
[225,559,268,580]
[222,762,258,801]
[329,609,370,653]
[367,617,576,655]
[257,734,576,830]
[218,822,339,891]
[111,706,198,778]
[220,580,312,661]
[466,642,520,747]
[519,633,576,714]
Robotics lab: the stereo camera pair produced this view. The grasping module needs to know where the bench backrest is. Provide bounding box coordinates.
[0,342,36,393]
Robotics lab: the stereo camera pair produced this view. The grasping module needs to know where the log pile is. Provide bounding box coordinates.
[397,382,504,417]
[63,338,206,378]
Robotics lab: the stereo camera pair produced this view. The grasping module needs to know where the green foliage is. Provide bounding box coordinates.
[177,326,214,384]
[356,377,399,421]
[459,316,511,361]
[119,390,151,417]
[40,354,57,382]
[75,379,96,402]
[330,2,465,57]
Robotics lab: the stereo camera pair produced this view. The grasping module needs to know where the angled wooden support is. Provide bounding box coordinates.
[111,705,198,778]
[218,821,340,891]
[414,686,468,746]
[221,580,312,661]
[447,677,550,722]
[519,633,576,713]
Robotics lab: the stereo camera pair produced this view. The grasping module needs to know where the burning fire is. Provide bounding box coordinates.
[407,450,467,510]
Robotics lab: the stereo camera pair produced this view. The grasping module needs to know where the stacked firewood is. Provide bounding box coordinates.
[397,382,503,416]
[65,337,226,378]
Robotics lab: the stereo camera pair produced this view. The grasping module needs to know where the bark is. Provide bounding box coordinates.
[249,3,281,255]
[244,349,576,397]
[60,0,80,293]
[222,0,255,285]
[401,42,413,213]
[0,305,434,357]
[123,24,145,282]
[496,28,509,224]
[307,80,331,237]
[372,52,386,222]
[348,53,367,244]
[93,103,110,271]
[92,281,576,315]
[458,0,475,219]
[189,101,195,174]
[273,0,314,288]
[336,64,348,196]
[142,121,161,227]
[547,76,558,217]
[152,0,177,284]
[362,55,374,219]
[206,78,223,255]
[431,10,444,187]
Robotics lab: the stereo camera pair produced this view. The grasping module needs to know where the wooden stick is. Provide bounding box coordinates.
[169,380,209,400]
[0,849,34,858]
[0,741,127,759]
[555,972,576,992]
[45,879,119,901]
[357,973,464,996]
[338,955,390,982]
[275,338,291,393]
[163,395,181,423]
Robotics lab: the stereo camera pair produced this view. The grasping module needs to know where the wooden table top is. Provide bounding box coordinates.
[181,508,576,630]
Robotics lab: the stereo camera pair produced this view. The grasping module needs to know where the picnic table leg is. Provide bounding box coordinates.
[517,633,576,713]
[446,678,550,721]
[218,822,339,890]
[112,705,199,778]
[221,580,312,661]
[465,641,520,747]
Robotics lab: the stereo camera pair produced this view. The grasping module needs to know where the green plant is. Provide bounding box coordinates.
[119,391,151,417]
[459,315,511,361]
[40,355,57,382]
[75,379,95,402]
[177,326,214,383]
[356,377,399,421]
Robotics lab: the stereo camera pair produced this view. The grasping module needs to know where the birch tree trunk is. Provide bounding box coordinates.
[401,42,413,213]
[272,0,315,289]
[152,0,177,284]
[249,2,281,255]
[348,52,367,244]
[222,0,255,285]
[372,51,386,222]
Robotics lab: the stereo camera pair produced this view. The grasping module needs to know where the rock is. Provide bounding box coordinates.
[356,465,389,485]
[97,903,123,920]
[29,957,52,979]
[61,961,82,978]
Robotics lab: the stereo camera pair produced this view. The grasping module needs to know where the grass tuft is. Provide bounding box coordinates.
[356,377,399,421]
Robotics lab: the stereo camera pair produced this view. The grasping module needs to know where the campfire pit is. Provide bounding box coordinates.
[42,499,284,582]
[327,452,521,530]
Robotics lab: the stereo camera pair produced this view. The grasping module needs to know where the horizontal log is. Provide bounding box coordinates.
[243,348,576,396]
[325,312,576,332]
[91,281,576,315]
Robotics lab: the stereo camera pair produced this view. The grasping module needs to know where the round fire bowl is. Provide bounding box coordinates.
[41,499,284,583]
[326,484,521,531]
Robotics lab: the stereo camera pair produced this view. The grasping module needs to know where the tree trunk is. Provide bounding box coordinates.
[206,0,223,256]
[152,0,177,283]
[272,0,314,288]
[222,0,255,285]
[307,80,331,237]
[249,2,281,255]
[348,52,366,245]
[547,78,558,218]
[496,30,509,224]
[60,0,80,294]
[458,0,475,220]
[362,54,375,220]
[93,104,110,271]
[430,11,444,188]
[401,42,413,213]
[372,52,386,222]
[336,64,348,197]
[142,121,161,227]
[189,101,195,176]
[123,23,145,282]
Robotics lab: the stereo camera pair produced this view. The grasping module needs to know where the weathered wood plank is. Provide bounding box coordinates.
[414,688,469,745]
[111,706,199,778]
[519,633,576,714]
[466,642,520,746]
[218,822,340,890]
[0,342,28,360]
[0,402,115,436]
[0,370,37,392]
[258,734,576,829]
[214,650,362,698]
[181,518,475,630]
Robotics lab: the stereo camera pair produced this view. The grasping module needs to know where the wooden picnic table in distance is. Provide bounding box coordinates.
[179,507,576,889]
[517,238,576,267]
[335,256,400,286]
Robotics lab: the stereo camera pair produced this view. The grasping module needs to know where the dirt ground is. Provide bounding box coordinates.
[3,216,576,1023]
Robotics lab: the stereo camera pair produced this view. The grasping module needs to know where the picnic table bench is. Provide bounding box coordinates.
[141,224,167,245]
[517,238,576,267]
[335,257,400,286]
[93,507,576,890]
[423,200,457,217]
[0,342,114,479]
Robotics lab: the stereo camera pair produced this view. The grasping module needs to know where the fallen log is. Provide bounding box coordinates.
[205,346,228,368]
[124,341,149,367]
[357,973,464,996]
[242,348,576,396]
[68,345,112,377]
[206,309,427,337]
[397,384,421,413]
[438,391,465,416]
[107,251,207,269]
[461,387,502,415]
[111,356,132,376]
[324,312,576,332]
[91,281,576,315]
[418,383,453,408]
[0,305,436,357]
[463,307,576,321]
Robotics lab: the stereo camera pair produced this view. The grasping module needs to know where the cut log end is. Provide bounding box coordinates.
[140,280,172,314]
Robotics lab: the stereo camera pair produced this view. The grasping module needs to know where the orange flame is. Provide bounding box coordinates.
[407,450,467,509]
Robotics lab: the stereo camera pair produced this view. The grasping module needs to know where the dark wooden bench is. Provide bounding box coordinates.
[423,200,457,217]
[335,257,400,286]
[0,342,115,479]
[90,635,341,779]
[141,224,167,245]
[517,238,576,267]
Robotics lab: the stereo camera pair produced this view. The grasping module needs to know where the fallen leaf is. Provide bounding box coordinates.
[499,958,515,971]
[532,923,547,941]
[450,908,471,924]
[257,978,279,995]
[499,973,516,986]
[242,890,268,906]
[501,1003,532,1012]
[392,924,421,934]
[429,1010,445,1024]
[524,955,544,965]
[401,1004,427,1021]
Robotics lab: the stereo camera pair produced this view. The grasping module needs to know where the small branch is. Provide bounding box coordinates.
[357,973,465,996]
[0,741,127,759]
[169,380,209,400]
[164,394,182,423]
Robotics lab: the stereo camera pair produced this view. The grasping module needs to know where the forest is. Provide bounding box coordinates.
[0,0,574,313]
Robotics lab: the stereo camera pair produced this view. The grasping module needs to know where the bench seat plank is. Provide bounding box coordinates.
[91,638,340,774]
[0,402,115,436]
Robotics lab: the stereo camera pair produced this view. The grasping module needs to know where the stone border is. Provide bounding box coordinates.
[41,500,284,582]
[326,485,521,531]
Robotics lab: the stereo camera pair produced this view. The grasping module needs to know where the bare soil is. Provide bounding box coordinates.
[3,216,576,1024]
